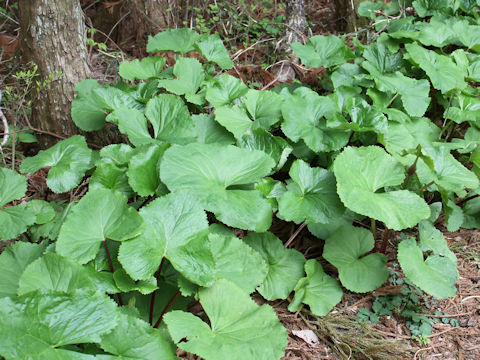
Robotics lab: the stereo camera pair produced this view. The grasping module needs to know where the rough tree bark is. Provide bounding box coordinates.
[127,0,170,36]
[275,0,306,81]
[18,0,92,148]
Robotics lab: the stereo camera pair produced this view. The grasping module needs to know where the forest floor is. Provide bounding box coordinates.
[1,1,479,359]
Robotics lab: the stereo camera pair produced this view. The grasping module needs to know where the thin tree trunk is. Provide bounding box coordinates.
[275,0,306,81]
[127,0,170,36]
[18,0,91,148]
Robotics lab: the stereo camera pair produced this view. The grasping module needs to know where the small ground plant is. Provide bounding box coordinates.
[1,2,480,359]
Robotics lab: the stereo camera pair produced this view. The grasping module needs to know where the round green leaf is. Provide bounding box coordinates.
[323,225,389,293]
[0,167,27,207]
[0,291,118,359]
[160,143,275,232]
[20,135,93,193]
[147,28,200,54]
[18,253,97,295]
[118,56,166,80]
[0,205,36,241]
[0,242,45,298]
[56,189,145,264]
[333,146,430,230]
[205,73,248,107]
[195,35,234,69]
[243,232,306,300]
[100,312,177,359]
[288,259,343,316]
[165,279,287,360]
[291,35,355,68]
[398,237,458,299]
[118,191,213,284]
[278,159,345,224]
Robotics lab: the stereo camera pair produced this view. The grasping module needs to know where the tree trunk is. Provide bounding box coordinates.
[274,0,306,81]
[18,0,91,148]
[127,0,170,36]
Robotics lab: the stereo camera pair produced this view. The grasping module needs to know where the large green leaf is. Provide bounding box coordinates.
[214,89,283,136]
[291,35,355,68]
[165,279,287,360]
[113,269,157,295]
[194,114,235,145]
[278,159,344,224]
[157,57,205,104]
[209,232,268,293]
[160,143,275,231]
[0,291,118,359]
[333,146,430,230]
[147,28,200,54]
[118,56,166,80]
[398,237,458,298]
[17,253,97,295]
[236,128,292,171]
[118,192,212,283]
[20,135,93,193]
[71,79,108,131]
[362,60,431,117]
[418,220,457,265]
[0,167,27,206]
[205,73,248,107]
[288,259,343,316]
[344,97,388,133]
[323,225,389,292]
[243,232,305,300]
[0,168,35,241]
[281,87,350,152]
[195,35,234,69]
[363,41,403,73]
[0,242,45,298]
[145,94,196,143]
[127,143,168,196]
[416,145,479,193]
[405,43,467,93]
[100,312,177,359]
[56,189,145,264]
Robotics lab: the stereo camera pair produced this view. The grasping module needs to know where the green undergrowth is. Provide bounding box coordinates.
[1,1,480,359]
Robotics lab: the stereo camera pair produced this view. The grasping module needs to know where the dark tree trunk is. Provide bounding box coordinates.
[18,0,91,148]
[127,0,170,36]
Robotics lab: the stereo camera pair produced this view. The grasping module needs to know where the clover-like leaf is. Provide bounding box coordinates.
[127,143,168,196]
[278,159,344,224]
[118,56,166,80]
[157,57,205,104]
[147,28,200,54]
[288,259,343,316]
[118,191,213,285]
[215,89,283,136]
[206,73,248,107]
[236,128,292,171]
[160,143,275,231]
[405,42,467,93]
[281,87,350,152]
[20,135,93,193]
[209,232,268,293]
[100,312,177,359]
[0,242,45,298]
[243,232,305,300]
[195,34,234,69]
[323,225,389,292]
[0,290,118,359]
[56,189,145,264]
[17,252,97,295]
[291,35,355,68]
[363,61,431,117]
[165,279,287,360]
[398,237,458,298]
[334,146,430,230]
